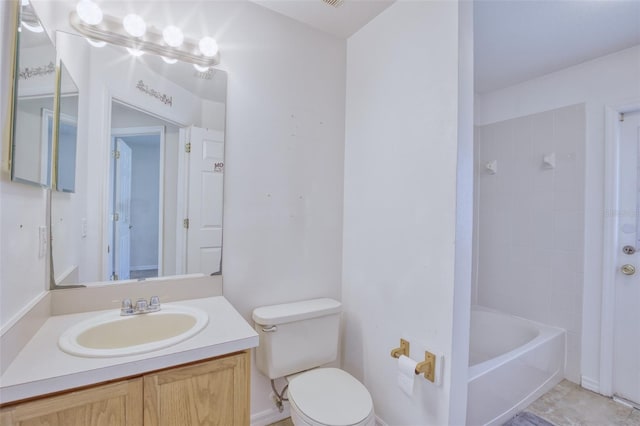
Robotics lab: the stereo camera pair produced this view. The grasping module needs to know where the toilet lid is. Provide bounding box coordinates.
[288,368,373,426]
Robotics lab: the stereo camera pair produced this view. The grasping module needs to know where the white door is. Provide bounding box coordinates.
[185,126,224,275]
[613,110,640,406]
[114,138,132,281]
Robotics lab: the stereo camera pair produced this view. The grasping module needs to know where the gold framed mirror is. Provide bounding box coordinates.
[10,0,58,188]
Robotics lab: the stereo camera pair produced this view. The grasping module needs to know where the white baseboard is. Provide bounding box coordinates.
[581,376,600,393]
[251,405,291,426]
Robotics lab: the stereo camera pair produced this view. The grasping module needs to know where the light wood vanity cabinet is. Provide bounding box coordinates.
[0,351,250,426]
[144,351,250,425]
[0,379,143,426]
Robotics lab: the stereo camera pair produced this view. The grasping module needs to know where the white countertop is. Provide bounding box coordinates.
[0,296,258,405]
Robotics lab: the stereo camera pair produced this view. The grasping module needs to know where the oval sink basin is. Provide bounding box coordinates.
[58,305,208,358]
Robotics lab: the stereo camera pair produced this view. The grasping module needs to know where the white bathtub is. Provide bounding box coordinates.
[466,307,565,426]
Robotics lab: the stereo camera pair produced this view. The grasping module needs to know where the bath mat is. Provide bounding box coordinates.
[503,411,555,426]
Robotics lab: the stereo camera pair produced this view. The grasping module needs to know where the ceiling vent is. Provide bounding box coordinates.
[321,0,343,8]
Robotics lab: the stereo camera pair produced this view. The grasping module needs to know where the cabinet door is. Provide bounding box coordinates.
[143,351,249,426]
[0,378,143,426]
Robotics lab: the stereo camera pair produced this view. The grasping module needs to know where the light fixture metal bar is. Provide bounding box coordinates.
[69,12,220,67]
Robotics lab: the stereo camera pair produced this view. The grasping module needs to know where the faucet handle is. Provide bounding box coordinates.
[149,295,160,309]
[121,298,133,315]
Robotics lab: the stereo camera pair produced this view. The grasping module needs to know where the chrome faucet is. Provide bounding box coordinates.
[120,296,161,316]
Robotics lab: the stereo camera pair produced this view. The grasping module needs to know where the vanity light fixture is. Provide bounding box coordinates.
[85,37,106,48]
[70,10,220,67]
[198,36,219,57]
[123,14,146,38]
[162,25,184,47]
[21,20,44,33]
[76,0,103,25]
[162,56,178,64]
[126,47,145,57]
[193,64,209,72]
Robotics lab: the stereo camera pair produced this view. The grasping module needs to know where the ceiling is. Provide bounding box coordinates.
[474,0,640,93]
[250,0,394,38]
[251,0,639,93]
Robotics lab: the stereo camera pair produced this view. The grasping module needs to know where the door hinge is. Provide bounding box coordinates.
[111,272,119,281]
[620,112,625,122]
[185,142,191,153]
[112,150,121,159]
[113,212,120,222]
[183,218,189,229]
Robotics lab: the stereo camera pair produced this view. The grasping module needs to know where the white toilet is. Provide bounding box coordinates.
[253,298,375,426]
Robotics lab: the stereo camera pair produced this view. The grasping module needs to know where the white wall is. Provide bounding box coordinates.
[201,100,226,132]
[343,2,466,424]
[475,44,640,392]
[451,1,474,422]
[0,0,48,329]
[213,3,347,419]
[474,104,586,383]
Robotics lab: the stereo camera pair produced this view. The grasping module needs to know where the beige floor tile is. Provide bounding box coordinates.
[623,409,640,426]
[525,380,638,426]
[271,383,640,426]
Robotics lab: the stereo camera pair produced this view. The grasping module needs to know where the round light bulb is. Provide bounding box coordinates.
[198,36,218,57]
[76,0,103,25]
[162,56,178,64]
[126,47,145,57]
[162,25,183,47]
[123,14,146,37]
[21,0,30,6]
[85,37,106,47]
[193,64,209,72]
[21,21,44,33]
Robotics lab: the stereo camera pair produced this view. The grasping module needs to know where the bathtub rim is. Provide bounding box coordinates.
[468,305,566,381]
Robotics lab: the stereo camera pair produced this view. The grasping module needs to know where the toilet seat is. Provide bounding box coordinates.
[287,368,374,426]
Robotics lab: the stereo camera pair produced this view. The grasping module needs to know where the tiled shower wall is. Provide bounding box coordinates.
[474,104,585,382]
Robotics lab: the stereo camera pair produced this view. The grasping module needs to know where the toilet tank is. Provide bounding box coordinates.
[252,298,341,379]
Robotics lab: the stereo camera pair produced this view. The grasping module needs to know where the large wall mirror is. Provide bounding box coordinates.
[50,31,227,287]
[10,1,57,187]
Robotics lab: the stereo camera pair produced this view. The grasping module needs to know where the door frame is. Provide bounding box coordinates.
[600,98,640,396]
[99,93,189,281]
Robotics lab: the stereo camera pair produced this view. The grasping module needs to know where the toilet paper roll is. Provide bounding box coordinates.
[397,355,417,396]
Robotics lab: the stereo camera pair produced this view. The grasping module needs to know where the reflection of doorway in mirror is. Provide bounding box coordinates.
[108,128,164,281]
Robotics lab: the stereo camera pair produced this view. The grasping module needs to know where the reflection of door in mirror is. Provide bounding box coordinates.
[111,138,132,281]
[184,126,224,276]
